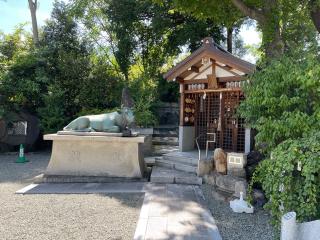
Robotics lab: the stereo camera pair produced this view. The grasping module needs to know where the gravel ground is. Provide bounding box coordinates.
[0,152,144,240]
[201,184,276,240]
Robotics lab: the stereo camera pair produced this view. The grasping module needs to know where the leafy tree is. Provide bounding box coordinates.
[0,26,32,74]
[78,55,124,110]
[0,27,45,117]
[71,0,225,102]
[170,0,320,60]
[0,52,48,116]
[37,1,92,132]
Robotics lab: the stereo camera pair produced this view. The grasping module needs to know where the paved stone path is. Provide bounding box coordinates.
[17,183,221,240]
[134,184,221,240]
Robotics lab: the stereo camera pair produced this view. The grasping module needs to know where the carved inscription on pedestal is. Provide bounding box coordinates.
[68,150,80,162]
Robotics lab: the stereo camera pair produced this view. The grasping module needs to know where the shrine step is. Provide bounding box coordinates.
[152,136,179,146]
[150,166,202,185]
[153,125,179,137]
[162,155,198,166]
[144,156,157,166]
[154,157,197,174]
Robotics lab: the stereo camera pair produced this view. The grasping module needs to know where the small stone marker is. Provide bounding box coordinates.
[213,148,227,174]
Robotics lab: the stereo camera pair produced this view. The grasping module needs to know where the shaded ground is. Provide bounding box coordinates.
[201,184,276,240]
[0,152,143,240]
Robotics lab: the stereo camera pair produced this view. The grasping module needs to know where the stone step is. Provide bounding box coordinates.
[150,166,202,185]
[152,132,178,138]
[154,157,197,174]
[144,156,157,166]
[152,136,179,146]
[162,155,198,166]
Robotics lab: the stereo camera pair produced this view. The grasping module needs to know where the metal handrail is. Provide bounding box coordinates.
[195,133,205,175]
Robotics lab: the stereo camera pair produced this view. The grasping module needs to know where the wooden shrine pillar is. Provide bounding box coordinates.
[179,78,185,126]
[208,60,218,89]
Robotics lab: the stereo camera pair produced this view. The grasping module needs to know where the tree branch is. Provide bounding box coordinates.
[230,0,266,23]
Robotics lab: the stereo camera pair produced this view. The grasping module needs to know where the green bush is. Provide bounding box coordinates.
[37,85,67,133]
[251,132,320,226]
[239,54,320,154]
[240,54,320,227]
[133,95,158,127]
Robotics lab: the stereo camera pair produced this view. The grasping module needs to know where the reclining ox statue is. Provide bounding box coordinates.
[63,107,134,133]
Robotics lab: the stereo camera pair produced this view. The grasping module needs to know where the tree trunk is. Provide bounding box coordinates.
[227,27,233,53]
[231,0,284,60]
[310,0,320,33]
[262,0,284,60]
[28,0,39,46]
[262,25,284,59]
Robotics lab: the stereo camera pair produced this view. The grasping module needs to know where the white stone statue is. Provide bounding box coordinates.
[63,107,134,133]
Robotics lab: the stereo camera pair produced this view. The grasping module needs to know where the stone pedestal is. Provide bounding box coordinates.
[179,126,195,151]
[44,134,146,178]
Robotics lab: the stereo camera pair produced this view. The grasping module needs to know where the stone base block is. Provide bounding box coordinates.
[227,168,246,178]
[203,174,216,185]
[210,171,248,198]
[179,126,195,152]
[142,135,153,157]
[197,158,213,176]
[34,174,148,183]
[44,134,146,178]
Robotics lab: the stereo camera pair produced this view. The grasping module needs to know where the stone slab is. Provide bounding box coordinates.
[133,184,222,240]
[16,182,149,194]
[144,156,157,166]
[151,167,202,185]
[175,175,202,185]
[150,167,175,183]
[155,158,197,173]
[57,131,123,137]
[33,174,148,183]
[44,133,145,142]
[44,134,146,178]
[164,155,198,165]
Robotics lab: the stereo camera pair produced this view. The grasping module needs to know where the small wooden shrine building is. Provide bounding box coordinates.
[164,37,255,153]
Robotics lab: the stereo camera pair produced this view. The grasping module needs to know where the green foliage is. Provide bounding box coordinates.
[251,132,320,226]
[167,0,242,27]
[0,51,48,115]
[0,25,32,70]
[133,95,158,127]
[170,0,319,59]
[71,0,224,103]
[0,26,36,117]
[78,56,124,110]
[239,54,320,153]
[37,85,66,133]
[36,1,92,132]
[241,54,320,227]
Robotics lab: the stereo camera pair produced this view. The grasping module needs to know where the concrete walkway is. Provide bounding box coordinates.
[17,183,221,240]
[134,184,221,240]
